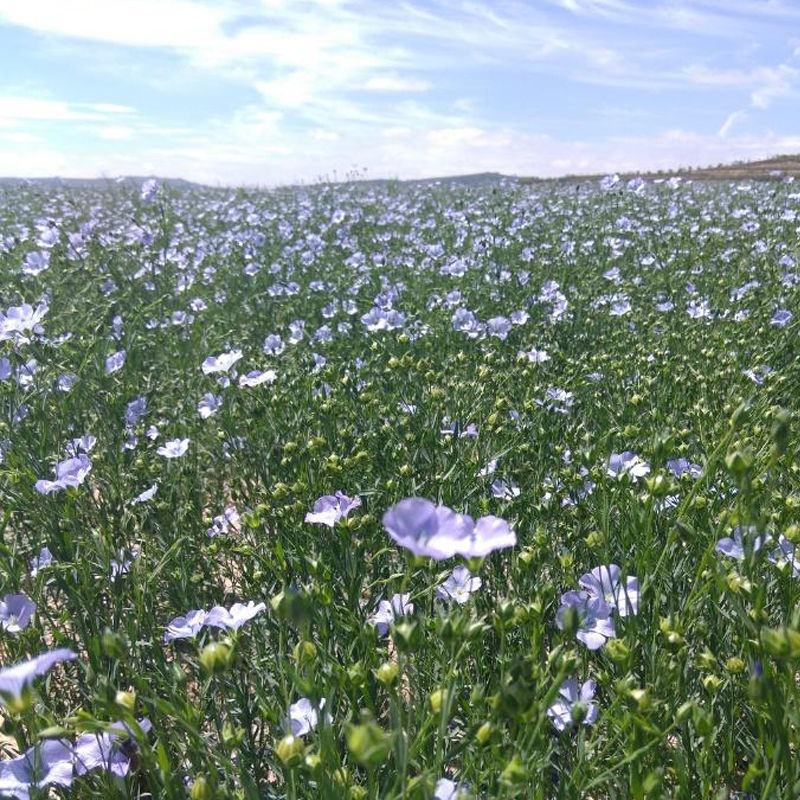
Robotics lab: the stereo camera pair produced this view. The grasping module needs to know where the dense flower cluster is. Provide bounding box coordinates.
[0,174,797,797]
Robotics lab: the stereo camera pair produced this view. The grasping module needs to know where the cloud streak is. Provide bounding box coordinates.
[0,0,797,183]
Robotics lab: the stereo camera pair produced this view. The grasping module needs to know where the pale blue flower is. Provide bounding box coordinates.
[607,451,650,479]
[305,492,361,528]
[436,566,482,604]
[716,526,770,561]
[518,347,549,364]
[434,778,469,799]
[204,601,266,631]
[132,484,157,504]
[0,739,73,799]
[35,454,92,494]
[239,369,276,388]
[289,697,327,736]
[207,506,240,537]
[201,349,242,375]
[74,718,152,778]
[0,649,77,701]
[0,594,36,633]
[579,565,639,617]
[547,678,598,732]
[771,309,793,327]
[157,438,189,458]
[556,590,615,650]
[140,178,159,203]
[164,610,207,642]
[382,498,515,560]
[0,302,48,342]
[29,547,53,577]
[197,392,222,419]
[263,334,285,355]
[666,458,702,478]
[105,350,126,375]
[369,593,413,636]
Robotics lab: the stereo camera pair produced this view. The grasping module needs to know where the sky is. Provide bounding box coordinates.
[0,0,798,186]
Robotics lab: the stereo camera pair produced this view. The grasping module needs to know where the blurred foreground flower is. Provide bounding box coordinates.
[0,649,77,703]
[382,498,515,559]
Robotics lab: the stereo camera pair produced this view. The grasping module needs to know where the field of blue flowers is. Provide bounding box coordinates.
[0,173,798,798]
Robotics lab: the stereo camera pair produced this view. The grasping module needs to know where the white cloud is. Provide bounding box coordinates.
[95,125,135,140]
[718,110,747,137]
[363,75,430,92]
[0,0,798,185]
[749,64,798,108]
[0,0,224,50]
[0,96,135,126]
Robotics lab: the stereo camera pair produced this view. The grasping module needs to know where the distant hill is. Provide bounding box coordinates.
[519,154,800,185]
[0,176,206,190]
[280,172,509,191]
[1,156,799,192]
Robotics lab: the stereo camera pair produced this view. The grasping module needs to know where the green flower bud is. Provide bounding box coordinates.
[392,620,421,653]
[304,752,321,770]
[429,688,445,714]
[606,638,630,664]
[760,626,800,659]
[771,409,790,456]
[500,756,527,786]
[275,735,305,767]
[199,641,233,675]
[476,721,494,745]
[270,586,311,625]
[374,661,399,687]
[189,776,213,800]
[559,605,580,638]
[347,661,367,687]
[729,401,750,428]
[114,690,136,712]
[691,705,714,737]
[725,657,746,674]
[675,700,695,723]
[725,449,753,476]
[101,629,128,659]
[332,768,351,787]
[222,722,244,748]
[345,720,392,768]
[293,640,317,666]
[570,701,588,725]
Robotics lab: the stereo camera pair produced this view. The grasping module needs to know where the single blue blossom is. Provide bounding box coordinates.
[556,590,615,650]
[382,498,515,560]
[547,678,598,732]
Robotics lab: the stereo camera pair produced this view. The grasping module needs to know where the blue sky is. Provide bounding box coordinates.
[0,0,798,185]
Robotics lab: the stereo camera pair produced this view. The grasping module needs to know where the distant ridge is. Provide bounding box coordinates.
[0,176,206,189]
[1,155,798,191]
[519,154,800,185]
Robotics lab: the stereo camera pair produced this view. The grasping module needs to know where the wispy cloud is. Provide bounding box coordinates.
[718,109,747,137]
[363,75,431,92]
[0,96,135,126]
[0,0,796,183]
